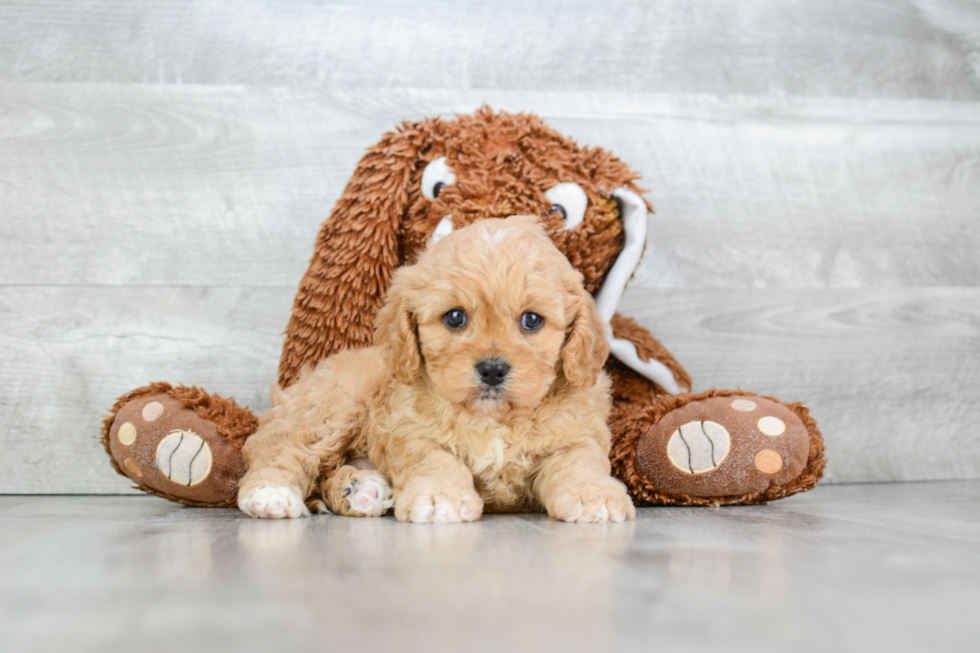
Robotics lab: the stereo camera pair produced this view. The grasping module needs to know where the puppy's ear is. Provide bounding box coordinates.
[279,123,434,388]
[373,267,422,385]
[560,286,610,390]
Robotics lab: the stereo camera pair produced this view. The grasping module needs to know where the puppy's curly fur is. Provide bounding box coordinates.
[238,216,635,523]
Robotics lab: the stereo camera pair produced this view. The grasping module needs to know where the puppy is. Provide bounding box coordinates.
[237,216,635,523]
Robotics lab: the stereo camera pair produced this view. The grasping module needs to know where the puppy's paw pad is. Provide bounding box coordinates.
[239,485,310,519]
[343,474,394,517]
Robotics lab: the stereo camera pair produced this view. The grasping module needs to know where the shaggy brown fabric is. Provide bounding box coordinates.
[101,382,257,450]
[610,388,826,506]
[279,107,650,388]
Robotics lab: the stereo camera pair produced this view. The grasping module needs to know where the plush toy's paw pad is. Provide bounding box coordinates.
[548,477,635,523]
[239,485,310,519]
[394,484,484,524]
[327,467,393,517]
[106,392,247,505]
[637,394,810,498]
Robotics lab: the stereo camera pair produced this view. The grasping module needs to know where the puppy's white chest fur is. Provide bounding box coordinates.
[467,427,508,476]
[454,419,540,510]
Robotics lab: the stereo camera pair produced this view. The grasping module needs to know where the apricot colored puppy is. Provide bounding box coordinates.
[238,216,634,523]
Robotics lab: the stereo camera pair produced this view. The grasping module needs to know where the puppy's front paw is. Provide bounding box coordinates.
[547,477,635,523]
[238,485,310,519]
[395,484,484,524]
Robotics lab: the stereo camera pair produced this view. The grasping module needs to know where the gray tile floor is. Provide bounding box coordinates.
[2,482,977,653]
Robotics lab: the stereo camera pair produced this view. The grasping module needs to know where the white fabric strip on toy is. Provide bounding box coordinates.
[595,188,681,395]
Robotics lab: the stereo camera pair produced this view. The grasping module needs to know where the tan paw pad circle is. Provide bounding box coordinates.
[141,401,164,421]
[155,430,213,487]
[117,422,137,446]
[730,399,757,412]
[667,420,731,475]
[758,416,786,436]
[123,457,142,478]
[755,449,783,474]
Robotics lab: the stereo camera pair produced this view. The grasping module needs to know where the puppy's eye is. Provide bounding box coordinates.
[520,312,544,331]
[421,157,456,200]
[443,308,467,329]
[544,182,587,232]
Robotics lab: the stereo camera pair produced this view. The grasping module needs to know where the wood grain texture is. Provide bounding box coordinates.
[0,286,292,493]
[2,85,977,287]
[1,0,977,99]
[0,0,978,492]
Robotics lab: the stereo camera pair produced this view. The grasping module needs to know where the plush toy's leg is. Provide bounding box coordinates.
[101,383,257,507]
[605,359,826,506]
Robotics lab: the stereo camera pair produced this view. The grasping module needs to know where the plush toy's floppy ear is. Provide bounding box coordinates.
[560,285,610,390]
[278,125,430,388]
[372,267,422,385]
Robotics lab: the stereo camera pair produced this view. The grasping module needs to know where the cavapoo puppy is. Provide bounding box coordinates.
[237,216,635,523]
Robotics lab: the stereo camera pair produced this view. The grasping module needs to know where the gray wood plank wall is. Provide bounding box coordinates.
[1,0,978,493]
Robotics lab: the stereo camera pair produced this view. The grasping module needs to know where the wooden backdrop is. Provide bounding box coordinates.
[1,0,977,493]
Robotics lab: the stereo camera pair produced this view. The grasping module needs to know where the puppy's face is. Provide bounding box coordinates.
[376,216,608,419]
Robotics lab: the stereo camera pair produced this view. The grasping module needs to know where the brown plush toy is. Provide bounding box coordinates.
[101,108,824,511]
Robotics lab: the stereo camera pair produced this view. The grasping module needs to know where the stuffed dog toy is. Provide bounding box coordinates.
[238,216,635,523]
[102,108,825,512]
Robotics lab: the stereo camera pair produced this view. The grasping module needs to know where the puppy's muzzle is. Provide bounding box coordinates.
[476,358,510,387]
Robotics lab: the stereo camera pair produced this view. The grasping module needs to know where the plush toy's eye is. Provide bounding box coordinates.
[421,157,456,200]
[544,182,587,231]
[520,312,544,331]
[443,308,467,329]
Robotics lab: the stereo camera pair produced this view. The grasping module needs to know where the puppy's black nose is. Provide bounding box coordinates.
[476,358,510,387]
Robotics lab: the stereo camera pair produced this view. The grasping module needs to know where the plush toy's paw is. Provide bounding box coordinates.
[620,390,823,505]
[238,485,310,519]
[394,483,484,524]
[102,384,255,506]
[326,466,394,517]
[546,477,636,523]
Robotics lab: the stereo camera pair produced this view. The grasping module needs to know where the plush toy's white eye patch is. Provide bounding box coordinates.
[545,182,588,231]
[421,157,456,200]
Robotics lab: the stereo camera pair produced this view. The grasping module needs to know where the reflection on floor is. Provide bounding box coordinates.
[1,482,977,652]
